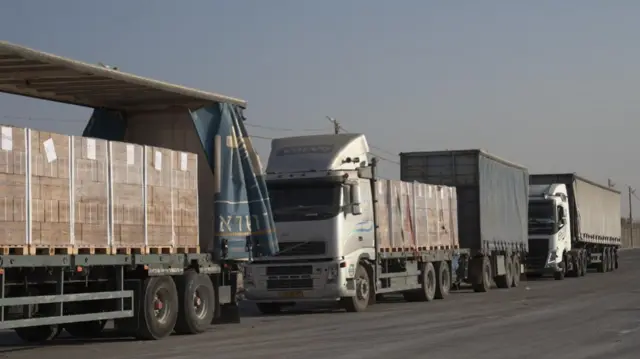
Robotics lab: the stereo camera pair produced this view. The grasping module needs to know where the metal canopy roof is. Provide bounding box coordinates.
[0,41,247,111]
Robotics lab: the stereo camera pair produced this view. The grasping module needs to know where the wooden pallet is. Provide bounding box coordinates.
[175,246,200,254]
[111,246,175,255]
[0,245,33,255]
[31,246,75,255]
[76,247,111,255]
[147,246,173,255]
[111,247,146,255]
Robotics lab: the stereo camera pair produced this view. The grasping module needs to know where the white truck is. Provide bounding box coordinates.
[243,134,467,313]
[527,173,621,279]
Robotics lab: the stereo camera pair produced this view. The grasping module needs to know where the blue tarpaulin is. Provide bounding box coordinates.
[82,102,278,261]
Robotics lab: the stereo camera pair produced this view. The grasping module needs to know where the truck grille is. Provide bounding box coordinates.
[277,241,326,256]
[267,279,313,290]
[266,265,313,276]
[527,238,549,268]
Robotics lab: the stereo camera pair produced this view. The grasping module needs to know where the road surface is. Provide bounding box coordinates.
[1,250,639,359]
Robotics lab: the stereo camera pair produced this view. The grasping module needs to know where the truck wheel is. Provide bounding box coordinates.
[495,256,511,289]
[341,264,371,312]
[405,262,436,302]
[597,249,607,273]
[511,255,521,288]
[567,255,579,278]
[580,252,588,276]
[135,276,179,340]
[434,261,450,299]
[174,271,215,334]
[65,320,107,338]
[14,287,60,343]
[553,254,566,280]
[256,303,283,315]
[608,249,616,271]
[15,325,60,343]
[473,256,492,293]
[614,249,619,270]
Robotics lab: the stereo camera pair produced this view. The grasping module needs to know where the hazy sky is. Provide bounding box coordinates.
[1,0,639,212]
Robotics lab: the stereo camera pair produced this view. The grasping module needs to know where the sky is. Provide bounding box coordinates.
[1,0,639,213]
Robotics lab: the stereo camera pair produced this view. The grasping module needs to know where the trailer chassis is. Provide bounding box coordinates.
[0,253,241,342]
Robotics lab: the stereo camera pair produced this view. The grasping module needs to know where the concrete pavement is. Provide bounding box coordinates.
[1,250,639,359]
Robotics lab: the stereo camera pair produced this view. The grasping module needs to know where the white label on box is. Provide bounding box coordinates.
[86,138,96,160]
[154,151,162,171]
[43,138,57,163]
[126,144,135,165]
[1,126,12,151]
[180,152,188,171]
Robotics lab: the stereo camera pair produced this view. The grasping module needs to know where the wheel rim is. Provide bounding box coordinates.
[356,274,369,301]
[193,287,207,319]
[153,288,170,323]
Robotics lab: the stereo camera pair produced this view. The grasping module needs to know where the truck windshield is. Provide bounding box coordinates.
[528,201,556,235]
[529,201,555,222]
[268,183,342,222]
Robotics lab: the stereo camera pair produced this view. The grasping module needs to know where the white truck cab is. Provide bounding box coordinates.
[243,134,375,313]
[527,184,572,279]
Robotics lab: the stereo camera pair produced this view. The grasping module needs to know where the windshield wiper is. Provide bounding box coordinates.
[275,241,311,256]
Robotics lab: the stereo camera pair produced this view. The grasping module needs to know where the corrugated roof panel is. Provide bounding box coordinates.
[0,41,246,110]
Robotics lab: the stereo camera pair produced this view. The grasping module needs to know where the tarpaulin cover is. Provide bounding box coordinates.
[375,179,459,251]
[399,150,529,253]
[82,103,278,260]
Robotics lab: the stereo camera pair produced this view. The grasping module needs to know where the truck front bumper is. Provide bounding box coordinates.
[242,260,355,303]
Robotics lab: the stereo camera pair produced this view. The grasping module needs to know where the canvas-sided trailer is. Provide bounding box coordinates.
[0,41,278,342]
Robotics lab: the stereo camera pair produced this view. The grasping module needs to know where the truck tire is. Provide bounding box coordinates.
[567,254,579,278]
[256,303,283,315]
[511,255,521,288]
[14,287,60,343]
[609,249,616,271]
[65,320,107,338]
[473,256,492,293]
[614,249,619,270]
[553,254,566,280]
[174,270,215,334]
[434,261,450,300]
[495,256,511,289]
[135,276,179,340]
[580,252,588,276]
[597,249,607,273]
[15,325,60,343]
[341,263,371,312]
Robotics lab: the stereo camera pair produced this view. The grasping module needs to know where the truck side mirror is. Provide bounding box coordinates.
[350,182,362,215]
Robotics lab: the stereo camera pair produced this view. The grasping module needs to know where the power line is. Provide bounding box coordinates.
[330,120,400,165]
[3,113,400,165]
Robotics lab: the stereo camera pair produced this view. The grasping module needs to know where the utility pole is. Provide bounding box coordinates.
[629,186,635,248]
[326,116,340,134]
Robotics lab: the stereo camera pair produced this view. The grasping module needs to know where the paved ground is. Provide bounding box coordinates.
[1,250,639,359]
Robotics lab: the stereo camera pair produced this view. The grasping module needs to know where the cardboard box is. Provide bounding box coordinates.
[145,146,173,248]
[0,125,28,247]
[73,136,109,249]
[172,151,198,249]
[110,141,145,250]
[30,130,71,248]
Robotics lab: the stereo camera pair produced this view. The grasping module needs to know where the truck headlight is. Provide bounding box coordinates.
[327,263,339,283]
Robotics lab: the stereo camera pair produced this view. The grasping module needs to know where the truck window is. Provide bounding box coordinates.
[268,183,342,222]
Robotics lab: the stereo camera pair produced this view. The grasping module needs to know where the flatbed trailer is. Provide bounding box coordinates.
[363,158,472,305]
[399,149,529,292]
[0,41,277,342]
